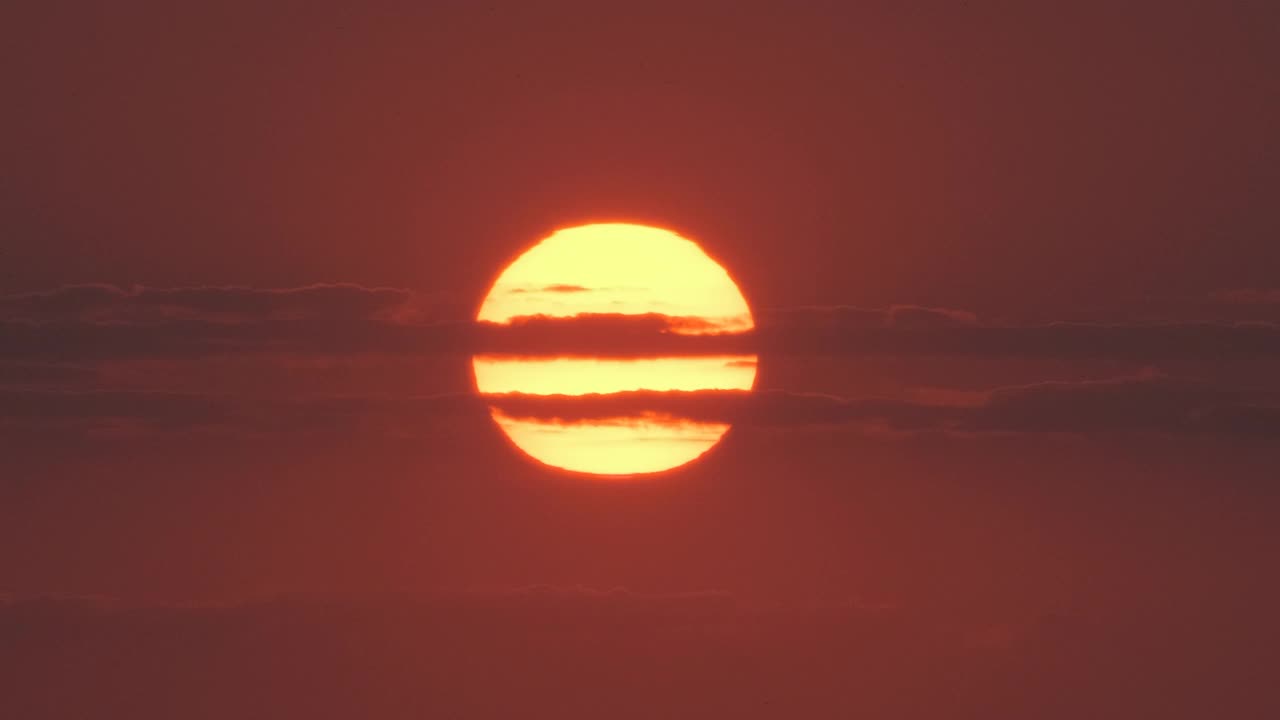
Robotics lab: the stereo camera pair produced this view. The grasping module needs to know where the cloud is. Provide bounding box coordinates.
[484,374,1280,437]
[0,362,96,385]
[0,389,231,430]
[757,308,1280,359]
[13,372,1274,439]
[485,389,900,428]
[4,286,1280,367]
[0,283,412,322]
[481,312,747,352]
[763,304,977,330]
[541,283,591,293]
[963,374,1252,434]
[507,284,592,294]
[6,311,1278,364]
[1210,288,1280,305]
[886,304,979,328]
[0,389,492,436]
[0,311,752,362]
[0,284,127,316]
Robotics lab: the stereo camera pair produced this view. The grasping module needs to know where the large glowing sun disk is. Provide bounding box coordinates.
[473,223,756,477]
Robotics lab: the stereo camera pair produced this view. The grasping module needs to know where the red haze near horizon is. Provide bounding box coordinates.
[2,1,1279,717]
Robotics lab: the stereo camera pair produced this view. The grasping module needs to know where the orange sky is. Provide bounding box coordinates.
[4,3,1279,716]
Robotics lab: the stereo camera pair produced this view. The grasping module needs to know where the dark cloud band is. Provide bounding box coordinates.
[3,285,1280,361]
[6,375,1278,438]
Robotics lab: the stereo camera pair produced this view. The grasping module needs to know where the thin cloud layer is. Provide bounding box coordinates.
[0,362,96,384]
[1,283,412,321]
[0,389,228,429]
[487,375,1280,436]
[6,375,1277,438]
[5,285,1279,441]
[4,284,1280,360]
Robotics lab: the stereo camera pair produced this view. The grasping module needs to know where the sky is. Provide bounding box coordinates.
[3,1,1279,717]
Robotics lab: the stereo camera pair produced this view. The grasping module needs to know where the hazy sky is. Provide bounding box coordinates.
[3,2,1279,717]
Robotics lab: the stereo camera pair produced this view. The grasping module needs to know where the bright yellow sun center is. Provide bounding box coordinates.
[473,223,756,477]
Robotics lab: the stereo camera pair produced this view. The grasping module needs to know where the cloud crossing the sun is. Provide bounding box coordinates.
[4,285,1280,361]
[5,373,1277,438]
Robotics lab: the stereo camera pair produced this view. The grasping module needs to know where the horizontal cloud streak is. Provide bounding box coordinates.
[0,362,97,384]
[6,375,1278,438]
[491,375,1280,436]
[3,286,1280,361]
[1,283,414,322]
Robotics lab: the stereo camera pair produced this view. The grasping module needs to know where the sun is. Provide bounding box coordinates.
[473,223,756,477]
